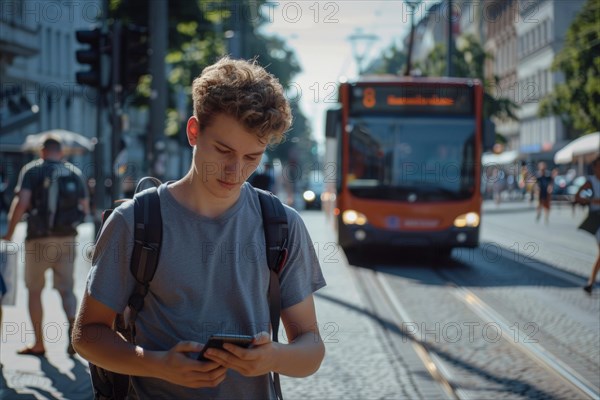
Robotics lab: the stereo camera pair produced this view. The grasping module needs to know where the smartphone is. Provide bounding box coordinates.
[197,334,254,361]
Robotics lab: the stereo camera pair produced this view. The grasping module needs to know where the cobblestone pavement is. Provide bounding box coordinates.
[474,200,600,393]
[283,212,449,399]
[371,200,599,399]
[380,266,589,400]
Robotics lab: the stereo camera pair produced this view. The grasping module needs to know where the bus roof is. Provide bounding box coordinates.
[347,75,482,87]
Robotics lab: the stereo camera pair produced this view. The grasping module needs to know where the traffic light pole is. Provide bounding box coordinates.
[148,0,168,176]
[92,0,109,234]
[93,85,104,233]
[447,0,454,77]
[111,21,123,203]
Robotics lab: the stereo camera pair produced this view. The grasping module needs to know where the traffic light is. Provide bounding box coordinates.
[75,28,106,88]
[120,25,151,92]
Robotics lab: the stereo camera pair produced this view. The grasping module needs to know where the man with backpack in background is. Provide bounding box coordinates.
[73,57,326,399]
[534,161,554,224]
[2,135,89,357]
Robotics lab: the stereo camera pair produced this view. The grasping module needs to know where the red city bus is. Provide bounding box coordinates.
[323,76,495,257]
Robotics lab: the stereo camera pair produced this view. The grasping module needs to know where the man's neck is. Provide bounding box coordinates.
[168,174,242,218]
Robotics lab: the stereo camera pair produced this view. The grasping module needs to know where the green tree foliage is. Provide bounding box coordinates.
[416,34,518,122]
[265,101,316,169]
[369,42,407,75]
[109,0,309,162]
[108,0,227,112]
[539,0,600,136]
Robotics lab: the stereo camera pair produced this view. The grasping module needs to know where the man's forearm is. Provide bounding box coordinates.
[74,324,163,378]
[275,330,325,377]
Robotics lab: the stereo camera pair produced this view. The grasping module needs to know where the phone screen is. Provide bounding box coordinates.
[197,334,254,361]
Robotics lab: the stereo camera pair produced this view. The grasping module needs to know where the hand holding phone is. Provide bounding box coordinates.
[197,334,254,361]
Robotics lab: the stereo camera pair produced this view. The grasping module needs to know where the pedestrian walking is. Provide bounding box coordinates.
[2,135,89,356]
[575,156,600,294]
[72,57,327,399]
[249,163,275,191]
[535,161,554,223]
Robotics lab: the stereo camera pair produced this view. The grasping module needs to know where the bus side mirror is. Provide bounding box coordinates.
[483,119,495,152]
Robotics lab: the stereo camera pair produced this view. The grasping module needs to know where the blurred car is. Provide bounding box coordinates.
[303,172,325,210]
[551,174,570,201]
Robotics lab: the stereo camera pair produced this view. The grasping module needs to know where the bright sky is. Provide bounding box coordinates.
[261,1,430,149]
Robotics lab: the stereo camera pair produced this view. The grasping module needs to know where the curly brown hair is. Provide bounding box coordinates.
[192,57,292,145]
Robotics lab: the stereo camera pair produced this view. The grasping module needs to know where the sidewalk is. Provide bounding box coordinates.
[482,197,587,217]
[1,222,95,399]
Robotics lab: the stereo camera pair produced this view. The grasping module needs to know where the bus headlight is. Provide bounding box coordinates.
[453,212,480,228]
[303,190,316,202]
[342,210,368,225]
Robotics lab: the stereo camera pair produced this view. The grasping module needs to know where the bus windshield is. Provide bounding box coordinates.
[347,116,476,201]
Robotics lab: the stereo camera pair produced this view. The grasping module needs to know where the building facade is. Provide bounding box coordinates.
[516,0,585,157]
[484,0,520,151]
[1,0,110,217]
[0,0,102,144]
[406,0,586,160]
[1,0,102,185]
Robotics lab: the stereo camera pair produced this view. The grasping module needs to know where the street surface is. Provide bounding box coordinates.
[1,199,598,399]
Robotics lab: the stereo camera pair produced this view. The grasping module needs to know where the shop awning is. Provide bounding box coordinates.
[554,132,600,164]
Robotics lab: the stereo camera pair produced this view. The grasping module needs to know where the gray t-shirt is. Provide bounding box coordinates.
[87,182,326,399]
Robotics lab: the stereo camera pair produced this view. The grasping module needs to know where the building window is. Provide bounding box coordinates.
[38,32,43,73]
[65,33,71,80]
[45,27,52,75]
[55,30,60,77]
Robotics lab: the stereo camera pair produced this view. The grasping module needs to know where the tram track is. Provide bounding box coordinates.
[433,259,600,399]
[352,264,599,400]
[445,282,599,399]
[352,266,462,400]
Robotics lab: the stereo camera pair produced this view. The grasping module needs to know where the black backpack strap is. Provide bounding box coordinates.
[256,188,288,400]
[127,187,162,337]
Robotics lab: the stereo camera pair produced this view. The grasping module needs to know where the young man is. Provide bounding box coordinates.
[73,57,327,399]
[575,156,600,294]
[2,136,89,356]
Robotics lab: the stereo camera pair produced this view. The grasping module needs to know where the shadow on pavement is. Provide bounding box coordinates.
[40,357,91,400]
[343,243,590,290]
[0,357,91,400]
[0,367,37,399]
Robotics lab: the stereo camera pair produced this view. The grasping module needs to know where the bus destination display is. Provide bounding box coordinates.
[350,84,474,115]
